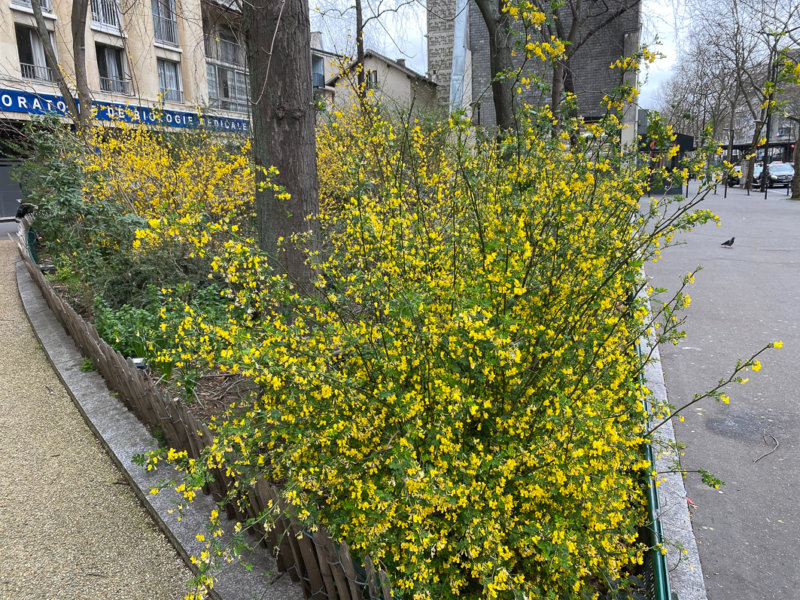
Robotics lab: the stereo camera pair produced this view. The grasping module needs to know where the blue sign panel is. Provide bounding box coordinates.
[0,87,250,133]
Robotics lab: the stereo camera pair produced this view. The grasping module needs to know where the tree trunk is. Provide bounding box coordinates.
[244,0,319,292]
[791,123,800,199]
[744,123,764,190]
[71,0,92,130]
[30,0,81,124]
[356,0,365,100]
[551,59,564,113]
[474,0,515,131]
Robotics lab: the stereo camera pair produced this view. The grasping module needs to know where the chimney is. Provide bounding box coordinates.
[310,31,323,50]
[396,58,406,68]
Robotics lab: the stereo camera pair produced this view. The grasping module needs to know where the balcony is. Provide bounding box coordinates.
[312,72,325,89]
[211,98,248,114]
[153,15,178,45]
[11,0,52,11]
[91,0,121,30]
[205,36,245,66]
[160,88,183,103]
[100,76,131,94]
[20,62,53,82]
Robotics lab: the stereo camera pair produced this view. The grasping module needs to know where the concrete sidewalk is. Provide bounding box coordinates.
[0,240,192,600]
[648,181,800,600]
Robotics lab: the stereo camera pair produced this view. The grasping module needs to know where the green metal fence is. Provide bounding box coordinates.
[638,345,672,600]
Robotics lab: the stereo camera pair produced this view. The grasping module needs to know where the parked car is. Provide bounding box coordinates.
[763,162,794,188]
[726,165,742,186]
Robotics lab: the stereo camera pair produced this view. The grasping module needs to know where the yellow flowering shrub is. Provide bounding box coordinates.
[17,117,254,311]
[144,93,730,600]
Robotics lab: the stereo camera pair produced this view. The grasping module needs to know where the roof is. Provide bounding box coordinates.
[326,49,435,87]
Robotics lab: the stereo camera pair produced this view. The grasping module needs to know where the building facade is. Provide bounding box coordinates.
[0,0,342,215]
[327,50,438,114]
[0,0,338,134]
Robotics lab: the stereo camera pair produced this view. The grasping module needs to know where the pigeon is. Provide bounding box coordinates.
[721,237,735,247]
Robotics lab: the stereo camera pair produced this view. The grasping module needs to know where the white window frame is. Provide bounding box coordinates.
[157,57,183,103]
[151,0,178,46]
[15,24,54,82]
[96,43,132,95]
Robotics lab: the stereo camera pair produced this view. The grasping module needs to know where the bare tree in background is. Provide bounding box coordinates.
[777,58,800,197]
[243,0,319,290]
[658,0,799,188]
[312,0,420,100]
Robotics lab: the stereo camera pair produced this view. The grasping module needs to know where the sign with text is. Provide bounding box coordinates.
[0,87,250,133]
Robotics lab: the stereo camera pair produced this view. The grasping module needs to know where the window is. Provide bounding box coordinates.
[11,0,52,11]
[97,44,130,94]
[207,63,248,113]
[204,26,244,66]
[217,27,242,65]
[15,25,52,82]
[91,0,121,30]
[366,69,378,89]
[157,58,183,102]
[311,55,325,89]
[152,0,178,45]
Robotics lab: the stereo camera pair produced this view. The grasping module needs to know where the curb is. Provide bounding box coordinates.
[14,237,707,600]
[15,255,303,600]
[642,334,708,600]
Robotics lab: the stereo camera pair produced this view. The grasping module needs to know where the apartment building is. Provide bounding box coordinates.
[0,0,338,134]
[0,0,343,217]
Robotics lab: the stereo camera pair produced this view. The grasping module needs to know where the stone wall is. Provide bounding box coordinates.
[426,0,457,106]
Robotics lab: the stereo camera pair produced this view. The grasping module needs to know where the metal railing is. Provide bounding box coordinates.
[209,98,248,114]
[160,88,183,103]
[11,0,52,11]
[20,62,53,82]
[205,36,244,66]
[153,15,178,45]
[91,0,120,29]
[100,76,131,95]
[312,72,326,89]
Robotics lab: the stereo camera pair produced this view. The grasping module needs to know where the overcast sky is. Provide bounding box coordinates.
[311,0,683,111]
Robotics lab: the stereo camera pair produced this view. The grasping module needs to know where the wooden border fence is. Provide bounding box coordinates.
[16,234,391,600]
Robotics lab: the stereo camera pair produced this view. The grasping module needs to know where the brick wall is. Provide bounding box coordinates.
[429,0,640,127]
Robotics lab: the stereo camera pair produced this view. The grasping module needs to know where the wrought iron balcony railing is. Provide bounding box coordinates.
[153,15,178,45]
[20,62,53,82]
[91,0,120,29]
[160,88,183,103]
[11,0,52,11]
[204,36,245,66]
[100,76,131,94]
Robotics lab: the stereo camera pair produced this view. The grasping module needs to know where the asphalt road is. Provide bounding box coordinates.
[647,182,800,600]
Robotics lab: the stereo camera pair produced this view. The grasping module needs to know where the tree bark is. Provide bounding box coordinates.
[355,0,365,99]
[30,0,81,125]
[71,0,92,130]
[244,0,319,292]
[744,121,764,190]
[474,0,515,131]
[791,119,800,198]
